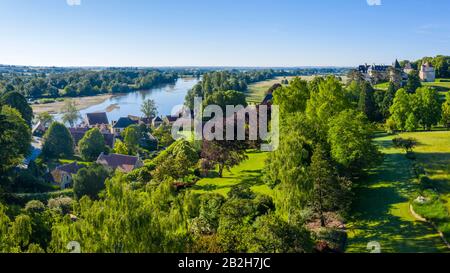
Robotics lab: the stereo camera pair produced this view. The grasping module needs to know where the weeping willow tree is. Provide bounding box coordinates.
[49,175,197,253]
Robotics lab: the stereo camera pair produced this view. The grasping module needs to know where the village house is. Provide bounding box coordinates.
[69,125,115,148]
[164,115,179,126]
[420,62,436,82]
[96,153,144,173]
[403,62,414,75]
[51,162,84,189]
[32,121,47,137]
[111,117,138,136]
[152,116,163,127]
[84,112,109,128]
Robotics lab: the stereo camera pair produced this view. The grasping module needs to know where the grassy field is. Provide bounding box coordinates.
[191,151,272,197]
[346,132,450,253]
[375,79,450,92]
[246,76,293,104]
[246,75,348,104]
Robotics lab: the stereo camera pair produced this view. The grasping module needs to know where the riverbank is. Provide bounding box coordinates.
[31,94,114,115]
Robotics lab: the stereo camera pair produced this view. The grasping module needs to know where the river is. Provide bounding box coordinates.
[55,77,199,123]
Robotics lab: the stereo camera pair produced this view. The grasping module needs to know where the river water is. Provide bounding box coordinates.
[56,77,199,123]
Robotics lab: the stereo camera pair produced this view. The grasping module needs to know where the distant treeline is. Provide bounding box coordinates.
[184,68,348,108]
[0,69,178,99]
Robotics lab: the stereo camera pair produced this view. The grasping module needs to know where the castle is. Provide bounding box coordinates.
[419,62,436,82]
[358,59,436,83]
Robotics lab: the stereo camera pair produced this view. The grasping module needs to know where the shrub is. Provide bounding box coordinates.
[393,137,417,153]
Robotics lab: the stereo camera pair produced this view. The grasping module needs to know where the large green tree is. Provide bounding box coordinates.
[328,109,380,177]
[389,88,411,131]
[405,70,422,94]
[358,81,378,122]
[79,128,107,161]
[123,124,141,155]
[0,91,33,125]
[273,78,310,115]
[412,87,441,130]
[73,164,110,200]
[0,106,32,178]
[42,122,74,159]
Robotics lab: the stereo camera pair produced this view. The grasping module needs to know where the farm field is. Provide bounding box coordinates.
[346,132,450,253]
[246,76,293,104]
[191,151,272,197]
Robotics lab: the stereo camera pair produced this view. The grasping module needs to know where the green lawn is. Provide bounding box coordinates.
[375,79,450,92]
[191,151,272,197]
[423,79,450,92]
[346,133,449,253]
[401,131,450,238]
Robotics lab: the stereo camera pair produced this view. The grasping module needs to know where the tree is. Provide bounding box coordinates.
[412,87,441,130]
[141,99,158,119]
[328,110,380,177]
[306,76,350,132]
[61,100,80,127]
[0,106,32,178]
[442,92,450,129]
[250,213,313,253]
[405,70,422,93]
[380,82,397,119]
[123,125,141,155]
[73,164,110,200]
[9,214,32,250]
[358,81,378,122]
[153,123,175,148]
[201,140,247,178]
[113,139,128,155]
[42,122,74,159]
[273,78,310,115]
[36,112,54,127]
[264,119,313,216]
[389,88,410,131]
[0,91,33,125]
[204,90,247,111]
[152,140,199,181]
[405,113,418,132]
[309,144,338,227]
[79,128,107,161]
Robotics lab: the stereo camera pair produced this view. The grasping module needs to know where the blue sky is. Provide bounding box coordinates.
[0,0,449,67]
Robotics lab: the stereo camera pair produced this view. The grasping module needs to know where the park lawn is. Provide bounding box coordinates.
[191,151,272,197]
[346,133,449,253]
[376,79,450,92]
[423,79,450,92]
[399,131,450,235]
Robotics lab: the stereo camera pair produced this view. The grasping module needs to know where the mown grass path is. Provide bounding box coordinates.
[346,134,448,253]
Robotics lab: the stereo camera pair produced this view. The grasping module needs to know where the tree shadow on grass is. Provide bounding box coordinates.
[348,152,447,253]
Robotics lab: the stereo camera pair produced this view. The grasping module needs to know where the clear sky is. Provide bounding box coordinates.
[0,0,449,67]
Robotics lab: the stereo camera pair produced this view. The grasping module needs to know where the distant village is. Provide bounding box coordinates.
[31,112,186,190]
